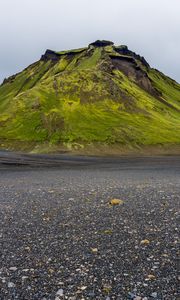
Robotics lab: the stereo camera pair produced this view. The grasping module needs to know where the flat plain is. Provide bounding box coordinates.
[0,153,179,299]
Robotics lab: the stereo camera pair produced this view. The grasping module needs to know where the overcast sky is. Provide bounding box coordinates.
[1,0,180,83]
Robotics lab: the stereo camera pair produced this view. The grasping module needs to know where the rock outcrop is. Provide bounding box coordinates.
[114,45,150,68]
[89,40,114,47]
[41,49,60,61]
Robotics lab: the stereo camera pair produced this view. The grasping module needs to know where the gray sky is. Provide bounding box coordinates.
[1,0,180,83]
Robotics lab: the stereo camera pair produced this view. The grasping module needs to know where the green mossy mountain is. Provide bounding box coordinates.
[0,40,180,152]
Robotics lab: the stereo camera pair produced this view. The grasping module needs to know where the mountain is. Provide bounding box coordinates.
[0,40,180,153]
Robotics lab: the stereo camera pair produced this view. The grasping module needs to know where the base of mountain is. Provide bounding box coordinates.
[0,140,179,156]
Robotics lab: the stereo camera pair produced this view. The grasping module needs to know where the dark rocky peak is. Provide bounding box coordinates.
[114,45,150,68]
[41,49,60,61]
[89,40,114,48]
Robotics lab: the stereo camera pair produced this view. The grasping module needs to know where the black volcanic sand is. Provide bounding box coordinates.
[0,153,179,299]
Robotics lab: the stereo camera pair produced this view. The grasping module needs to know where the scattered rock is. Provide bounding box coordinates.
[109,199,124,206]
[150,292,158,298]
[146,274,156,280]
[8,282,15,288]
[22,276,28,281]
[128,292,136,299]
[80,286,87,290]
[103,229,113,234]
[56,288,64,298]
[91,248,98,254]
[24,246,31,251]
[103,284,112,294]
[9,267,17,271]
[140,239,150,245]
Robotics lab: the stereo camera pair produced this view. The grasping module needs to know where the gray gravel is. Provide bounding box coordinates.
[0,155,179,299]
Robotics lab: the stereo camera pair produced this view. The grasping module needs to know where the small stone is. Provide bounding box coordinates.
[140,239,150,245]
[56,288,64,296]
[91,248,98,254]
[8,282,15,288]
[22,276,28,281]
[151,292,158,298]
[9,267,17,271]
[103,284,112,294]
[147,274,156,280]
[48,268,54,274]
[24,246,31,251]
[88,291,95,297]
[109,199,124,206]
[162,253,168,257]
[128,292,136,299]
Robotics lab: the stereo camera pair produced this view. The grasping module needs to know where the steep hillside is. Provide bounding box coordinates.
[0,40,180,153]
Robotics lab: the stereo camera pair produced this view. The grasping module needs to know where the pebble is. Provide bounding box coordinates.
[91,248,98,253]
[140,239,150,245]
[80,286,87,290]
[9,267,17,271]
[22,276,28,281]
[150,292,158,298]
[8,282,15,288]
[57,288,64,295]
[128,292,136,299]
[146,274,156,280]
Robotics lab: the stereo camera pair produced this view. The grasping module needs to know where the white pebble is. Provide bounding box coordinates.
[8,282,15,288]
[9,267,17,271]
[56,288,64,296]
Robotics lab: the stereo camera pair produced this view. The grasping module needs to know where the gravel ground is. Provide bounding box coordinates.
[0,155,179,300]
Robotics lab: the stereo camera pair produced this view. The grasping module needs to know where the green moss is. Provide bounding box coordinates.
[149,69,180,110]
[76,48,102,70]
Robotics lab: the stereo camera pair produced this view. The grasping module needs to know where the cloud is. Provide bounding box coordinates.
[0,0,180,83]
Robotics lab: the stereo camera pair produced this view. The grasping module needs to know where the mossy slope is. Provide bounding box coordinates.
[0,41,179,151]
